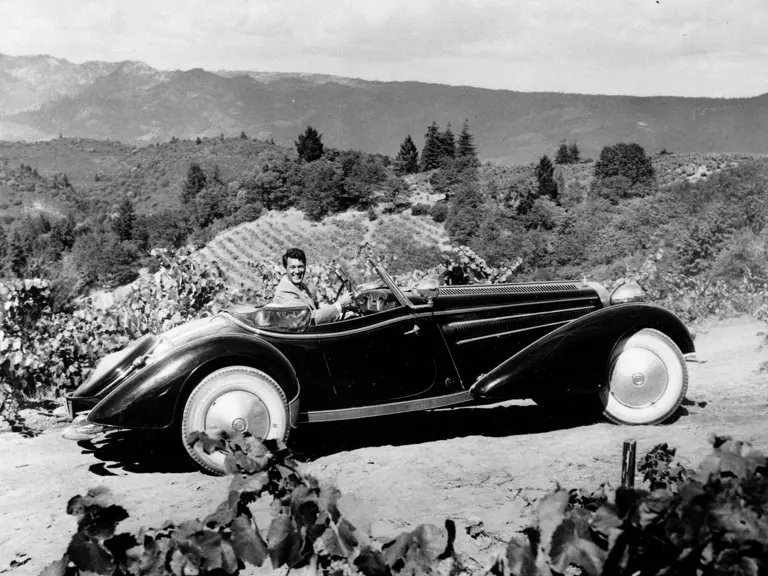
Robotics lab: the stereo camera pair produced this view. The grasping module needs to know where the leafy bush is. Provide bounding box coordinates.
[41,434,768,576]
[410,203,430,216]
[428,202,448,223]
[0,247,250,419]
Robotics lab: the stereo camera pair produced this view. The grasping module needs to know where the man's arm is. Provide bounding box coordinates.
[313,302,343,325]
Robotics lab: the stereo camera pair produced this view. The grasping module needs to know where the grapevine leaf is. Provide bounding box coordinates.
[192,529,226,571]
[338,516,362,552]
[103,532,139,566]
[320,525,345,558]
[169,548,198,576]
[231,514,268,567]
[67,532,115,575]
[548,515,605,576]
[506,534,538,576]
[536,487,569,552]
[355,546,391,576]
[590,505,622,544]
[80,504,130,540]
[219,539,240,574]
[709,500,763,540]
[203,500,236,529]
[382,522,454,571]
[267,513,301,568]
[295,500,320,531]
[636,490,672,530]
[229,471,269,499]
[37,556,68,576]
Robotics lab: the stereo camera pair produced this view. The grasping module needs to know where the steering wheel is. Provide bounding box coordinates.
[333,267,362,320]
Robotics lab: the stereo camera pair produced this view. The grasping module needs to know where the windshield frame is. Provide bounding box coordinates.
[367,258,414,310]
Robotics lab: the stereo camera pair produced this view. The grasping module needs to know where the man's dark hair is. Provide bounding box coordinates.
[282,247,306,267]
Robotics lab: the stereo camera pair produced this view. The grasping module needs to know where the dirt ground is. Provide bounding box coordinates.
[1,316,767,575]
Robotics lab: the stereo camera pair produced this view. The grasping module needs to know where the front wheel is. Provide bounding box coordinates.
[601,329,688,425]
[181,366,290,475]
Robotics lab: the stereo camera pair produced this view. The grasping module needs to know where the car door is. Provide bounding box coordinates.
[313,306,457,409]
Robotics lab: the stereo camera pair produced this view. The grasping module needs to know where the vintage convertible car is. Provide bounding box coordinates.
[64,259,696,474]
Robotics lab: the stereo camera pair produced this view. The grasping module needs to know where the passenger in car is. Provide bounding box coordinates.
[273,248,353,324]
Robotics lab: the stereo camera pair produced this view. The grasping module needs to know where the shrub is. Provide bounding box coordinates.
[428,201,448,223]
[410,203,430,216]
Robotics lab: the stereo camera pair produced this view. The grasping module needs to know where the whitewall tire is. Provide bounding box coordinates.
[601,329,688,425]
[181,366,289,475]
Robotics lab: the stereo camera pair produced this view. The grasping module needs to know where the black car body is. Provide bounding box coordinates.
[65,259,696,473]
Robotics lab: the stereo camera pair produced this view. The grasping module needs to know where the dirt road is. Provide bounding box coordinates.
[2,316,767,575]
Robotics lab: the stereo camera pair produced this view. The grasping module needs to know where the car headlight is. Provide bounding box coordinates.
[610,282,645,304]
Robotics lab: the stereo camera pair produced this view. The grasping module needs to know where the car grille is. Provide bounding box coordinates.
[450,306,595,344]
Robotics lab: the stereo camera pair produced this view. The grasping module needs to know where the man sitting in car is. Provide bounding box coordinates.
[273,248,353,324]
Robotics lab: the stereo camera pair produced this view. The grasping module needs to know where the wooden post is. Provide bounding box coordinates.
[621,439,637,489]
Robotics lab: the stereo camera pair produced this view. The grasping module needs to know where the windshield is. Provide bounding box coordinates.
[367,258,413,309]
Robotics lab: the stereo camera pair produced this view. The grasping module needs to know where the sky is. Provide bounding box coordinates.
[0,0,767,98]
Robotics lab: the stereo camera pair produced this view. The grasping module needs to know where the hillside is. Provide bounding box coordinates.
[0,132,761,221]
[194,208,450,293]
[2,54,768,164]
[0,136,274,216]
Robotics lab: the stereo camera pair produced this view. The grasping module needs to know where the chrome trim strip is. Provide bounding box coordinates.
[446,305,596,329]
[298,391,474,423]
[432,296,598,318]
[312,314,418,338]
[456,319,572,346]
[221,311,423,340]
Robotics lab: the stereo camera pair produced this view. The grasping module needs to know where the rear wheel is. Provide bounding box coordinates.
[181,366,290,475]
[601,329,687,425]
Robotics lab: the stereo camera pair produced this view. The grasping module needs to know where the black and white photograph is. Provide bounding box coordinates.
[0,1,767,574]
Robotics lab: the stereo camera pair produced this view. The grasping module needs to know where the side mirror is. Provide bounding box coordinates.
[413,278,439,305]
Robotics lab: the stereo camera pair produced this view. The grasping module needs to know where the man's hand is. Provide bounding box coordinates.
[336,292,354,310]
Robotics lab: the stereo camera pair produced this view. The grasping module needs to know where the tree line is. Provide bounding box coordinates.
[0,119,660,310]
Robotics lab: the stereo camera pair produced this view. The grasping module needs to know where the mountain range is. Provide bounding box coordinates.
[1,53,767,165]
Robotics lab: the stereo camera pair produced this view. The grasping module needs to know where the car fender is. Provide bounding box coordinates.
[88,334,300,430]
[470,303,695,398]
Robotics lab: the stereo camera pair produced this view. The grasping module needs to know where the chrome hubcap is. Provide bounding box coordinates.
[610,348,668,408]
[204,390,270,439]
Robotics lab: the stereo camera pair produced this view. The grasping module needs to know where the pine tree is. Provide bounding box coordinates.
[568,141,581,163]
[445,179,483,246]
[0,227,7,265]
[211,164,224,185]
[420,122,442,172]
[295,126,324,162]
[394,135,419,175]
[112,196,135,241]
[240,130,248,140]
[555,141,571,164]
[6,230,27,278]
[457,119,478,166]
[439,123,456,160]
[534,155,558,202]
[182,163,207,204]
